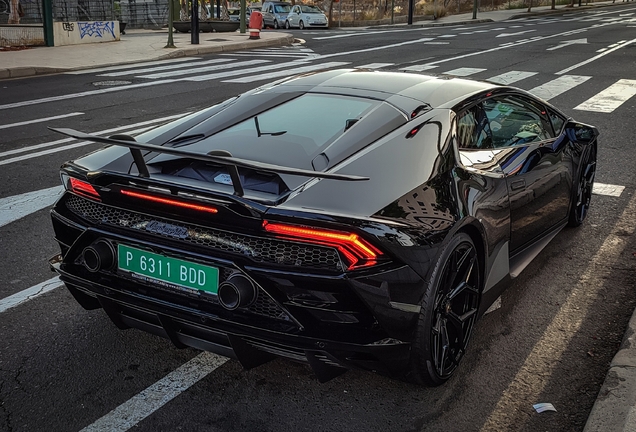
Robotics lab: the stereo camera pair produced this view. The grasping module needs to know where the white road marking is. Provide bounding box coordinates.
[0,112,84,130]
[546,38,587,51]
[480,188,636,431]
[557,38,636,75]
[222,61,350,83]
[528,75,591,101]
[312,27,425,40]
[400,64,438,72]
[443,67,486,77]
[574,79,636,113]
[0,277,63,314]
[496,30,536,38]
[593,183,625,197]
[487,70,537,85]
[98,58,234,77]
[356,63,394,69]
[0,113,189,159]
[65,58,202,75]
[0,125,155,166]
[137,59,271,79]
[312,38,435,60]
[0,185,64,228]
[80,352,228,432]
[438,34,457,38]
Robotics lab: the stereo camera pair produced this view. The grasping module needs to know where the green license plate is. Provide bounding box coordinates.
[117,244,219,294]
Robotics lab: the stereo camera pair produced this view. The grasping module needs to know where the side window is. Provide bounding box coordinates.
[456,105,492,150]
[294,6,299,12]
[548,108,566,135]
[482,95,554,148]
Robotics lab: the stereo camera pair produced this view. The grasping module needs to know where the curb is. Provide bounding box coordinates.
[584,310,636,432]
[0,34,295,79]
[366,18,493,29]
[508,1,626,19]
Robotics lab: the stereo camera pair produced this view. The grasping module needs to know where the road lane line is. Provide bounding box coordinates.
[356,63,394,69]
[98,58,234,77]
[400,64,438,72]
[0,125,155,166]
[0,185,64,228]
[0,112,84,130]
[185,59,313,82]
[65,57,202,75]
[527,75,591,101]
[80,352,228,432]
[0,277,63,314]
[480,191,636,431]
[574,79,636,113]
[222,61,349,83]
[593,183,626,197]
[486,70,537,85]
[0,112,190,159]
[137,59,271,79]
[556,38,636,75]
[312,38,435,60]
[443,67,486,77]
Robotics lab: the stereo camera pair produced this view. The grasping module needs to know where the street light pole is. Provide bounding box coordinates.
[165,0,176,48]
[472,0,477,19]
[191,0,199,44]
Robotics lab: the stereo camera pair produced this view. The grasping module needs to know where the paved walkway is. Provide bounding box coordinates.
[1,1,634,430]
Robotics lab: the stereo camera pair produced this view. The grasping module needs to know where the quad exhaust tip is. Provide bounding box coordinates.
[218,274,256,310]
[82,240,115,272]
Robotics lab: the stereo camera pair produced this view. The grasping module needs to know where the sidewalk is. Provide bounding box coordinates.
[1,2,634,430]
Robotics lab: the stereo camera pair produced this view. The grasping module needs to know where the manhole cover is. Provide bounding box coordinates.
[93,80,132,86]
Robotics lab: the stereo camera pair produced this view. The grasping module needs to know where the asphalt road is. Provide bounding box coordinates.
[1,5,636,431]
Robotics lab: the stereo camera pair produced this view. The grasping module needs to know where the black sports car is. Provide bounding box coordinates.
[49,69,598,386]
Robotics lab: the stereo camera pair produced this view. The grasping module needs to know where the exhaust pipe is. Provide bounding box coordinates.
[82,240,115,272]
[218,274,256,310]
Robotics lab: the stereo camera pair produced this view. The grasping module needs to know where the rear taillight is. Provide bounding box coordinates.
[263,221,383,270]
[68,177,101,201]
[120,189,218,214]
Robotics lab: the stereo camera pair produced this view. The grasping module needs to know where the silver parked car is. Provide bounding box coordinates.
[285,4,328,29]
[261,1,291,29]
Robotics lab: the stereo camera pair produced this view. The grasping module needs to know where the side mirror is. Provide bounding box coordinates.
[566,122,599,144]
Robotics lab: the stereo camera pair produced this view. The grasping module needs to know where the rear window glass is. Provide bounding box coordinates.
[200,94,380,169]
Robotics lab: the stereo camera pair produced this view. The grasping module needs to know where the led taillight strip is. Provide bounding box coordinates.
[262,221,383,270]
[121,190,218,214]
[69,178,101,201]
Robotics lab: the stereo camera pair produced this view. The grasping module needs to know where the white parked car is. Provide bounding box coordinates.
[285,4,328,29]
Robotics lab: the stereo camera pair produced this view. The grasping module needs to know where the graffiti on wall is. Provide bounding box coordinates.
[77,21,115,38]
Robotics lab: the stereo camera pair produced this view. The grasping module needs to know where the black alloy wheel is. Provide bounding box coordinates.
[274,19,279,29]
[568,143,597,227]
[407,233,481,386]
[299,20,305,29]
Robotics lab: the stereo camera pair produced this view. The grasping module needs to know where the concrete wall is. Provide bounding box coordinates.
[0,25,45,47]
[53,21,120,46]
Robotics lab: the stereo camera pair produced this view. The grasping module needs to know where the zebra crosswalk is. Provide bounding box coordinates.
[68,54,636,115]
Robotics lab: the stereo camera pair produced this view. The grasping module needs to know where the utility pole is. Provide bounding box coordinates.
[472,0,477,19]
[191,0,199,44]
[42,0,54,46]
[166,0,176,48]
[240,0,246,33]
[407,0,413,24]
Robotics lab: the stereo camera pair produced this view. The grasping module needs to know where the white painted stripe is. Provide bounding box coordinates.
[487,70,537,85]
[185,59,312,82]
[0,185,64,228]
[312,27,422,40]
[0,79,176,111]
[0,125,155,166]
[400,64,437,72]
[0,113,189,159]
[313,38,434,60]
[219,53,316,58]
[356,63,394,69]
[443,67,486,77]
[593,183,625,197]
[438,34,457,38]
[137,59,271,79]
[98,58,233,77]
[0,112,84,130]
[557,38,636,75]
[81,352,228,432]
[65,57,201,75]
[574,79,636,113]
[528,75,591,101]
[223,61,350,83]
[0,277,63,314]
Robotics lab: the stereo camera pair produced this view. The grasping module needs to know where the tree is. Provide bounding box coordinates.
[527,0,532,12]
[8,0,20,24]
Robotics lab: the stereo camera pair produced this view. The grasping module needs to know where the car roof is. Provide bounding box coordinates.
[270,69,500,111]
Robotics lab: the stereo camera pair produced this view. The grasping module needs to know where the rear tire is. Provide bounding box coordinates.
[285,20,290,29]
[406,233,481,386]
[274,19,279,29]
[299,20,305,29]
[568,143,597,227]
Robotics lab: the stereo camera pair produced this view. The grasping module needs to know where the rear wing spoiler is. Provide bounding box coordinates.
[49,128,369,197]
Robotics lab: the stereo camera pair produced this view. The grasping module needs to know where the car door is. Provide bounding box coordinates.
[288,5,298,26]
[263,3,274,26]
[483,94,572,252]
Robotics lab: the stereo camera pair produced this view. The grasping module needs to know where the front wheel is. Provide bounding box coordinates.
[285,20,290,29]
[568,143,597,227]
[274,19,279,29]
[406,233,481,386]
[299,20,305,29]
